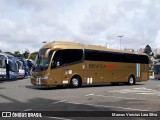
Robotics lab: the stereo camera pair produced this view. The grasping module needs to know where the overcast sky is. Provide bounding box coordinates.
[0,0,160,52]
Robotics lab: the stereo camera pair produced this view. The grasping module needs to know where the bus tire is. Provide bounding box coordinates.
[128,75,135,85]
[70,76,81,88]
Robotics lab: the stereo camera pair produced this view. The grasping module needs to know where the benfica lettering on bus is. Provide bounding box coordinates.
[89,64,116,69]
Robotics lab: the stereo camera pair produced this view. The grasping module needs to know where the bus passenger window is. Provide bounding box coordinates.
[51,49,83,68]
[51,51,62,68]
[61,49,83,65]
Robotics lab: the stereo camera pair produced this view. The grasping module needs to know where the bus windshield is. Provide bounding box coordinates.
[33,49,53,72]
[17,60,24,70]
[154,65,160,74]
[8,57,19,72]
[0,55,6,68]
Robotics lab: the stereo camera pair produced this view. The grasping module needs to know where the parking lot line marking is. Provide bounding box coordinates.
[133,87,156,91]
[109,89,152,93]
[48,116,72,120]
[64,101,149,111]
[23,109,32,111]
[86,94,137,100]
[86,94,160,103]
[52,100,67,104]
[108,87,160,96]
[85,93,94,96]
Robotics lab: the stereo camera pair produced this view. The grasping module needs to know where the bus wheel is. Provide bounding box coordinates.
[128,76,135,85]
[70,76,81,88]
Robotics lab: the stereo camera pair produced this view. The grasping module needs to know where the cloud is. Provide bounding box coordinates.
[0,0,74,52]
[155,31,160,48]
[80,0,160,49]
[0,0,160,53]
[80,5,116,35]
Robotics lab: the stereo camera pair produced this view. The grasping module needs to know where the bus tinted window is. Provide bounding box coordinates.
[52,50,62,67]
[85,49,149,64]
[9,60,18,72]
[33,51,53,71]
[17,60,24,69]
[0,55,6,68]
[39,48,48,56]
[52,49,83,67]
[62,49,83,64]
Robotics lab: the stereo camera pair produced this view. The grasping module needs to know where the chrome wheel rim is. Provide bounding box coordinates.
[72,78,79,87]
[129,77,134,84]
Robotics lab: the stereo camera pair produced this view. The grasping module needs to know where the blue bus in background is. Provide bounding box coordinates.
[154,63,160,80]
[0,52,19,80]
[16,57,30,78]
[16,59,25,79]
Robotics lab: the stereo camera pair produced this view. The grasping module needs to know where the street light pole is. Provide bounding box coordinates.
[118,35,123,50]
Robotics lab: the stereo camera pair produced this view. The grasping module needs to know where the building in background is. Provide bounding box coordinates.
[123,48,134,52]
[152,48,160,55]
[138,48,144,53]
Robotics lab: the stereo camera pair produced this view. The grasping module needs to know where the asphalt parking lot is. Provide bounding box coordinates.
[0,78,160,120]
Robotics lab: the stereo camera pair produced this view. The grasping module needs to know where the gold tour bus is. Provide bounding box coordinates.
[31,41,149,88]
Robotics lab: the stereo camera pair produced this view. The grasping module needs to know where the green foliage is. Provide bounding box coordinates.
[13,51,23,57]
[5,52,14,56]
[144,45,154,56]
[4,50,30,58]
[23,51,29,59]
[144,45,154,64]
[155,54,160,59]
[30,54,37,60]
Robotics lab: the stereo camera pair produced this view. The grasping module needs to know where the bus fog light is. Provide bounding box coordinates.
[65,70,72,75]
[42,75,48,80]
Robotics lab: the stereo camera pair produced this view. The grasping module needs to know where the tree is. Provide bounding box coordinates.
[144,45,154,64]
[144,45,154,56]
[4,50,30,58]
[13,51,23,57]
[155,54,160,59]
[5,51,13,55]
[23,51,30,59]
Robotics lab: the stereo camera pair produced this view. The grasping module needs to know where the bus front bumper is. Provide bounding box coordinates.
[31,76,51,86]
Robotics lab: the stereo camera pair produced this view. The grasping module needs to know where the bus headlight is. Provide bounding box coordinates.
[42,75,49,80]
